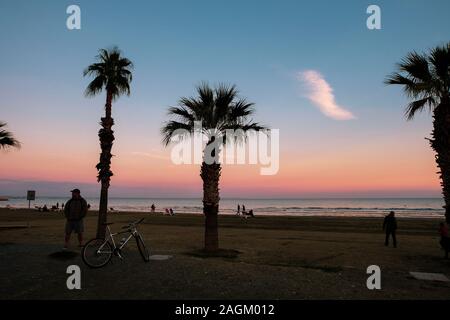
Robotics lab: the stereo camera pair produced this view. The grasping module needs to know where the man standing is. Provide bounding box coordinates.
[64,188,88,249]
[383,211,397,248]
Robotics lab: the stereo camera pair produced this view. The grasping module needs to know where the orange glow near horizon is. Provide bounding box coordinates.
[0,131,442,197]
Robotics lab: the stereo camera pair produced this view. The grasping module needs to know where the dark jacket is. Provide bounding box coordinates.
[383,216,397,232]
[64,197,88,221]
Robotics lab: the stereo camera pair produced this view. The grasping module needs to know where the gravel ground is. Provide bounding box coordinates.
[1,209,449,299]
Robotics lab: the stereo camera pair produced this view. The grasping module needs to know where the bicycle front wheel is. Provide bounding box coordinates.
[82,238,113,268]
[135,234,150,262]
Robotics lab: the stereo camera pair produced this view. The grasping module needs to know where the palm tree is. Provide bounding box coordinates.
[386,43,450,222]
[83,47,133,238]
[0,122,20,149]
[161,83,266,252]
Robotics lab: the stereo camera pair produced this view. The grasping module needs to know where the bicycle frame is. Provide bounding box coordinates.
[97,225,139,255]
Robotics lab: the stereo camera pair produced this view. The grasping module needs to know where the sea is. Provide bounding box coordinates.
[1,197,445,219]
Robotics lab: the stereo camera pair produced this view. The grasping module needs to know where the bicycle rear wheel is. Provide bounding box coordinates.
[135,234,150,262]
[82,238,113,268]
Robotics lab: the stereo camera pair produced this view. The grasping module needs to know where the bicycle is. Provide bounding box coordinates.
[82,217,150,268]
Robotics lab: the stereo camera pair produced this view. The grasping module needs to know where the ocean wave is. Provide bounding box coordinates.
[1,197,444,218]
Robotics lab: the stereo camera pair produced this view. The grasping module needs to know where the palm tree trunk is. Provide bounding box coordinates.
[96,90,115,238]
[200,161,221,252]
[97,183,109,238]
[430,98,450,223]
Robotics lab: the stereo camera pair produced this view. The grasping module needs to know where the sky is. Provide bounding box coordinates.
[0,0,450,198]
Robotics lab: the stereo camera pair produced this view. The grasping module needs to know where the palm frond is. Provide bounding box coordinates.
[0,122,20,149]
[385,73,432,99]
[168,106,195,123]
[229,99,255,119]
[429,43,450,91]
[214,84,237,124]
[85,75,106,97]
[405,96,435,120]
[386,43,450,119]
[222,122,267,145]
[161,83,267,147]
[161,120,193,146]
[84,47,133,99]
[398,51,432,82]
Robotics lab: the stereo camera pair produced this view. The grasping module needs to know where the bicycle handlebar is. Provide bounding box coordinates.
[135,217,145,225]
[121,217,145,229]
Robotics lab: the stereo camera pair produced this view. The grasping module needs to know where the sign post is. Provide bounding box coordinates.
[27,190,36,209]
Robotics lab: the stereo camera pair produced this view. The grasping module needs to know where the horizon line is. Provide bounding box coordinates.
[3,195,443,200]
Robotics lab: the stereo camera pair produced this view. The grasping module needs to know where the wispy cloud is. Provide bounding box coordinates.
[297,70,356,120]
[131,151,168,160]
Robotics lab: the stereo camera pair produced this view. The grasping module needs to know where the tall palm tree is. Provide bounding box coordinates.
[386,43,450,222]
[0,122,20,149]
[83,47,133,238]
[161,83,266,252]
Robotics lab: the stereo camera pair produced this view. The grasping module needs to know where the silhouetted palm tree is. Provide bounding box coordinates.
[386,43,450,222]
[161,83,266,251]
[84,47,133,238]
[0,122,20,149]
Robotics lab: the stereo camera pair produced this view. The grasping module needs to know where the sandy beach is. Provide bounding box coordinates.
[0,208,449,299]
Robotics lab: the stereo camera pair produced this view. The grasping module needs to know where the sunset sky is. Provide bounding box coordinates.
[1,0,450,198]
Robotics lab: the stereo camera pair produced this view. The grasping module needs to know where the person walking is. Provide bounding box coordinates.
[64,188,88,249]
[383,211,398,248]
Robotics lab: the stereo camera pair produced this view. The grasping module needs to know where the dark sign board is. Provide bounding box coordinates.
[27,190,36,201]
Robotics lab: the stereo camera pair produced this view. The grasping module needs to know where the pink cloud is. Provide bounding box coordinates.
[298,70,356,120]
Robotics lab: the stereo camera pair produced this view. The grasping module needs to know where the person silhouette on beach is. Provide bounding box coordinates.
[242,204,246,213]
[151,203,156,213]
[237,204,240,215]
[64,188,88,249]
[383,211,397,248]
